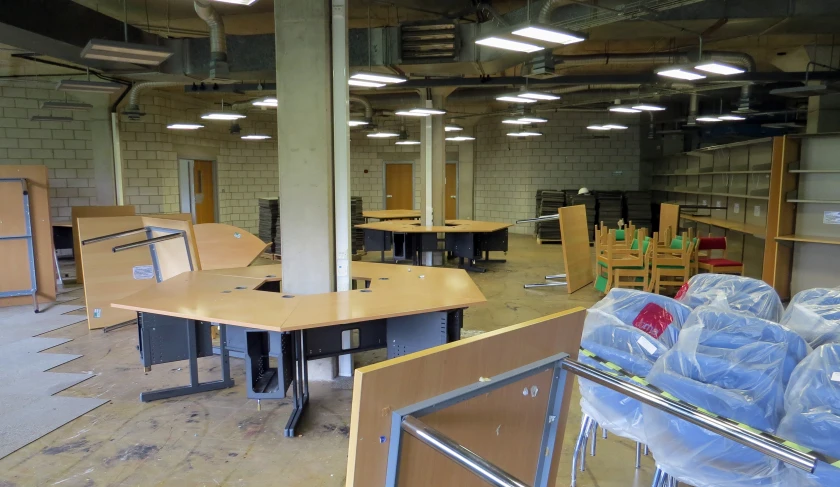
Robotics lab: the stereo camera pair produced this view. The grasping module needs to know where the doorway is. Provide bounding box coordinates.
[178,159,218,224]
[446,162,457,219]
[384,163,414,210]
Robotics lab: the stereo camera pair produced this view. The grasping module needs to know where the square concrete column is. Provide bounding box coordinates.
[275,0,337,378]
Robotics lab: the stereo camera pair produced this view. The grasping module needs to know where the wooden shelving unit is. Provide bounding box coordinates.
[681,214,766,237]
[786,199,840,204]
[651,187,770,200]
[776,234,840,245]
[789,169,840,174]
[653,170,771,176]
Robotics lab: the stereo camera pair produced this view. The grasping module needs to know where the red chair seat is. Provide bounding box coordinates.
[699,257,742,267]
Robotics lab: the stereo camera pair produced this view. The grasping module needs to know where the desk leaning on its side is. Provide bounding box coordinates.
[111,262,486,437]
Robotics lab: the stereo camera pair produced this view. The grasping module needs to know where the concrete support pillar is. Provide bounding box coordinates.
[76,92,118,205]
[275,0,337,379]
[430,90,447,226]
[457,120,477,220]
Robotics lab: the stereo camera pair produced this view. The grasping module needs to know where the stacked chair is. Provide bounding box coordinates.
[777,344,840,486]
[695,236,744,276]
[675,273,784,322]
[648,231,695,295]
[574,289,691,486]
[643,306,809,487]
[779,287,840,348]
[594,225,651,293]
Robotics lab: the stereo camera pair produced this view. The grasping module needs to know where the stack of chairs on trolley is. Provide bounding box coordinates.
[576,274,840,487]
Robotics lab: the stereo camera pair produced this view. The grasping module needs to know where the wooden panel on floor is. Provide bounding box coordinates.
[558,205,593,293]
[78,214,191,330]
[659,203,680,238]
[0,165,55,307]
[71,206,136,284]
[192,223,269,270]
[346,309,586,487]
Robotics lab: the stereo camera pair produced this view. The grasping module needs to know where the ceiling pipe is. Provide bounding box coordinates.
[476,2,510,26]
[125,81,184,117]
[194,0,230,80]
[538,0,570,23]
[349,95,373,121]
[686,93,699,125]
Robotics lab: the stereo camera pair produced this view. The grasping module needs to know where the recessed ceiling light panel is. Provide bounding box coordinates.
[511,26,585,45]
[656,67,706,81]
[81,39,173,66]
[476,36,542,53]
[167,123,204,130]
[242,134,271,140]
[694,62,745,75]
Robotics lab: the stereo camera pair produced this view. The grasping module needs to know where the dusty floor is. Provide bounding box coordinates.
[0,234,659,486]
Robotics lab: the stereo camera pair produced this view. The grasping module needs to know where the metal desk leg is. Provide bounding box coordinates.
[458,256,487,273]
[284,329,310,437]
[476,250,507,264]
[139,322,235,402]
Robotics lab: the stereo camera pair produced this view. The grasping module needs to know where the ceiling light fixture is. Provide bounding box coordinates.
[602,124,628,130]
[395,140,421,145]
[445,136,476,141]
[395,108,446,116]
[516,91,561,101]
[201,112,246,120]
[476,37,542,53]
[694,61,745,75]
[507,130,543,137]
[56,79,124,93]
[518,117,548,123]
[167,123,204,130]
[242,134,271,140]
[40,101,93,110]
[211,0,259,5]
[350,72,407,84]
[81,39,173,66]
[696,116,722,122]
[718,114,746,121]
[31,115,73,122]
[511,26,585,46]
[348,79,386,88]
[348,119,369,127]
[367,130,400,138]
[445,124,464,132]
[609,106,642,114]
[631,104,667,112]
[496,96,538,104]
[656,66,706,81]
[586,124,611,131]
[252,97,277,107]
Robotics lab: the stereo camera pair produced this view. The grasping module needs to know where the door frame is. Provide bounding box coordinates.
[382,161,416,210]
[446,160,458,219]
[178,159,219,224]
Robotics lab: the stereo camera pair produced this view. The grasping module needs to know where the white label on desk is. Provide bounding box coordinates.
[754,206,761,217]
[336,259,349,277]
[734,203,740,214]
[637,336,657,355]
[132,265,155,280]
[824,211,840,225]
[831,372,840,383]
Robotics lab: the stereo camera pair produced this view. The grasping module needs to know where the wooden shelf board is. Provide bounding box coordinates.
[787,199,840,204]
[789,169,840,173]
[653,171,771,176]
[776,234,840,245]
[651,187,770,200]
[680,214,766,237]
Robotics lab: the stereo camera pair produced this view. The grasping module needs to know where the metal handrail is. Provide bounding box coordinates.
[112,233,184,253]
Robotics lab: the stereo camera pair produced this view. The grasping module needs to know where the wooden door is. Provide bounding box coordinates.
[385,163,413,210]
[193,160,215,223]
[445,163,457,219]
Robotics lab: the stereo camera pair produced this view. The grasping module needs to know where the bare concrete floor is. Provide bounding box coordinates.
[0,234,658,486]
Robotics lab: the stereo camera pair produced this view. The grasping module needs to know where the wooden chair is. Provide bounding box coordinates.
[595,228,648,294]
[648,231,696,295]
[696,236,744,275]
[612,229,652,291]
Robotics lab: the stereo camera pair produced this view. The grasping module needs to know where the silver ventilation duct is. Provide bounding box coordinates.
[194,0,230,81]
[349,95,373,121]
[125,81,184,119]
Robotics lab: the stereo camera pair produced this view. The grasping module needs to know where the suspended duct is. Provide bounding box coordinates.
[349,95,373,121]
[538,0,569,23]
[686,93,699,126]
[124,81,184,119]
[194,0,230,82]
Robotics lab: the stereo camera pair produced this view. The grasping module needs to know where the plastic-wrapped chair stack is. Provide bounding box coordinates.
[779,288,840,348]
[643,306,807,487]
[777,344,840,486]
[574,289,691,486]
[675,273,783,322]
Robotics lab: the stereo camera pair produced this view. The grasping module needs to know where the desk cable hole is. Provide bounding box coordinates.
[282,295,294,298]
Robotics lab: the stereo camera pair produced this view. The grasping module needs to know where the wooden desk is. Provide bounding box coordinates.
[111,262,486,436]
[680,214,766,237]
[362,209,421,221]
[356,219,513,272]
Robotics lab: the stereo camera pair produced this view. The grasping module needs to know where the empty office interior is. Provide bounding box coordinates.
[2,0,840,486]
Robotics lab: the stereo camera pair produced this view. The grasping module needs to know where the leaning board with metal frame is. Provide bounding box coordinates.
[346,308,586,486]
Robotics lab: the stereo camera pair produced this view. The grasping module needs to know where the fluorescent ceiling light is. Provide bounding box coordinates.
[348,79,386,88]
[602,124,628,130]
[81,39,173,66]
[587,124,611,131]
[507,131,542,137]
[496,96,538,104]
[252,97,277,107]
[211,0,259,4]
[40,101,92,110]
[445,124,464,132]
[56,79,123,93]
[445,136,476,141]
[696,116,722,122]
[396,108,446,116]
[518,117,547,123]
[718,114,746,121]
[367,131,400,138]
[695,62,745,75]
[512,26,585,45]
[167,123,204,130]
[395,140,421,145]
[476,36,542,53]
[631,104,666,112]
[656,67,706,81]
[395,110,428,117]
[201,112,246,120]
[502,118,530,124]
[517,91,561,101]
[350,72,407,84]
[242,134,271,140]
[348,120,369,127]
[31,115,73,122]
[609,106,642,113]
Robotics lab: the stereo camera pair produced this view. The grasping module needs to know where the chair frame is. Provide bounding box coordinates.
[648,231,696,295]
[597,228,648,294]
[696,235,744,276]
